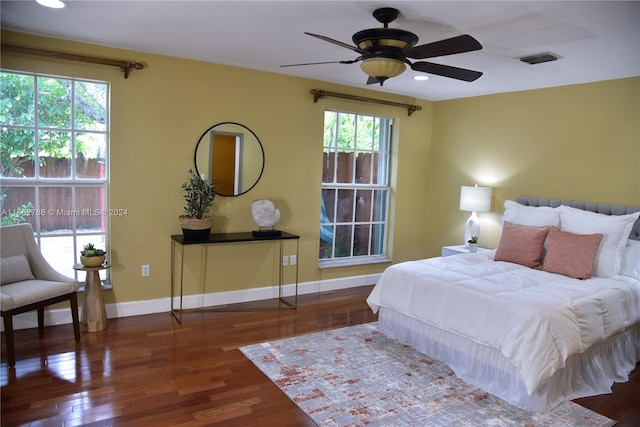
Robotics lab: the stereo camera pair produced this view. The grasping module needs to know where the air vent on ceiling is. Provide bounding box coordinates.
[519,52,560,65]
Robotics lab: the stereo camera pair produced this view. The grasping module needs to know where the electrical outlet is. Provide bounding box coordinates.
[141,264,150,277]
[282,256,288,267]
[290,255,297,266]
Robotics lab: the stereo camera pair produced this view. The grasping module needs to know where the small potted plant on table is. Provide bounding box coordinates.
[467,236,479,253]
[179,169,216,242]
[80,243,106,267]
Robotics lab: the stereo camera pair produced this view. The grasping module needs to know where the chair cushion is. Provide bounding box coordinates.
[1,254,35,285]
[0,279,77,311]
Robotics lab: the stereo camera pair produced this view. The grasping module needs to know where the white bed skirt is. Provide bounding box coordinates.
[377,307,640,413]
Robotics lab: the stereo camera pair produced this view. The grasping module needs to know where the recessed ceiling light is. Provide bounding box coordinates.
[36,0,67,9]
[413,75,430,81]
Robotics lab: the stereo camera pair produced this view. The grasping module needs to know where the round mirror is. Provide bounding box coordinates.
[194,122,265,197]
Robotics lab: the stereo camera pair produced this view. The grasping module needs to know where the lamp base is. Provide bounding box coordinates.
[464,212,480,247]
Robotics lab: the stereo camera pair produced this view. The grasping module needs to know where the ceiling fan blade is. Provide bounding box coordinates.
[366,76,381,85]
[305,32,363,53]
[405,35,482,59]
[411,61,483,82]
[281,59,359,67]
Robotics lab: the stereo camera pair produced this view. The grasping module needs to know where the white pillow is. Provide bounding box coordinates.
[558,205,640,277]
[503,200,560,227]
[620,239,640,280]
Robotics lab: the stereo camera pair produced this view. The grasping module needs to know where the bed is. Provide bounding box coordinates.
[367,197,640,413]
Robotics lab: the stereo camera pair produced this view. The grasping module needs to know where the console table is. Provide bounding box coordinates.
[170,231,300,323]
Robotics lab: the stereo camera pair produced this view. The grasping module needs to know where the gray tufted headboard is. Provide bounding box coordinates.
[515,196,640,241]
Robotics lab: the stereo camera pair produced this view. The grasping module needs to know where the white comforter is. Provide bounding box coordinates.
[367,252,640,395]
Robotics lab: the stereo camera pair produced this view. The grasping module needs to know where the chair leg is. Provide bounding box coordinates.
[37,307,45,331]
[70,293,81,342]
[2,313,16,367]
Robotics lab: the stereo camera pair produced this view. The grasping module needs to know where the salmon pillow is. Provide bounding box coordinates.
[542,228,603,280]
[494,221,550,269]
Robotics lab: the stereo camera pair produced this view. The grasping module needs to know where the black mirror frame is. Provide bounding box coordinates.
[194,122,265,197]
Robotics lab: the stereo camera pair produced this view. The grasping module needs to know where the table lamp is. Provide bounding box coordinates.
[459,185,492,247]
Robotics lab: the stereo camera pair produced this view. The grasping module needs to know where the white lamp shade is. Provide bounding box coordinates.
[459,186,492,213]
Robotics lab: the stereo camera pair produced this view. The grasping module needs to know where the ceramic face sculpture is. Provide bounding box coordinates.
[251,199,280,228]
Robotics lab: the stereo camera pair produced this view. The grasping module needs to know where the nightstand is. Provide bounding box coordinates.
[441,245,492,257]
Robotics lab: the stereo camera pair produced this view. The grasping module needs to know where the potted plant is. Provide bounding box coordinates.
[80,243,107,267]
[179,169,216,242]
[467,236,478,253]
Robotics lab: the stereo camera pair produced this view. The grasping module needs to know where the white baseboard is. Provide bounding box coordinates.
[2,274,380,331]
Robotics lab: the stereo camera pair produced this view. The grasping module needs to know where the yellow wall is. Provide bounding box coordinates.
[427,77,640,255]
[1,31,432,304]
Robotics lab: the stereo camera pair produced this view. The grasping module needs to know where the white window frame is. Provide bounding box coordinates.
[0,70,110,284]
[319,110,392,268]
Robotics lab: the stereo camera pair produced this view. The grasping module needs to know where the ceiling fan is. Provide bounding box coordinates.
[282,7,483,86]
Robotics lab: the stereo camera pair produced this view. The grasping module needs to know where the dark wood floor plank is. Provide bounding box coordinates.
[1,285,638,426]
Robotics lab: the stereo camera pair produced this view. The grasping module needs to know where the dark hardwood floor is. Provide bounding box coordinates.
[1,285,638,426]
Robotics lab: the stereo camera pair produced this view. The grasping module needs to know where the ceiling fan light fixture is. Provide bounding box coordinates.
[360,57,406,79]
[353,29,419,50]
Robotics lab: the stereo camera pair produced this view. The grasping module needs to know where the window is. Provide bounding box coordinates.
[0,70,110,282]
[320,111,391,266]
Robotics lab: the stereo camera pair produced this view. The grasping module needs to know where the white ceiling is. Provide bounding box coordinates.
[2,1,639,101]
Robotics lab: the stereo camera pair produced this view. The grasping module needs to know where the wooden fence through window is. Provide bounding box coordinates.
[2,157,105,231]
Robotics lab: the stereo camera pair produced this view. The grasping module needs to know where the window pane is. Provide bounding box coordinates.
[371,224,386,255]
[76,133,106,179]
[355,189,372,222]
[39,187,72,233]
[323,111,338,148]
[75,81,107,131]
[1,186,35,227]
[0,72,34,126]
[336,151,354,184]
[336,189,354,222]
[40,235,76,279]
[321,189,335,223]
[319,239,332,259]
[373,190,387,222]
[1,128,36,178]
[37,77,72,129]
[354,224,370,256]
[355,152,372,184]
[371,117,381,151]
[356,115,375,150]
[338,113,356,150]
[322,150,336,183]
[334,225,353,258]
[76,187,105,232]
[372,152,389,185]
[38,130,72,178]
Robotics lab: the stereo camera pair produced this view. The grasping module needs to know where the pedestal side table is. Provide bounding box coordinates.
[73,262,110,332]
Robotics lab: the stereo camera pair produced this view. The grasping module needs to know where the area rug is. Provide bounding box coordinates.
[239,322,616,427]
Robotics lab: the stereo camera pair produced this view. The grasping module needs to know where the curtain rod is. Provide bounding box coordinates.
[1,44,144,79]
[310,89,421,116]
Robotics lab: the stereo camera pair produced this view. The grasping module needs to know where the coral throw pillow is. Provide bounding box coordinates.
[494,221,550,269]
[542,228,603,280]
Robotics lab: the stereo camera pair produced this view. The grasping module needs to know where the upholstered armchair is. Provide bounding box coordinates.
[1,223,81,367]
